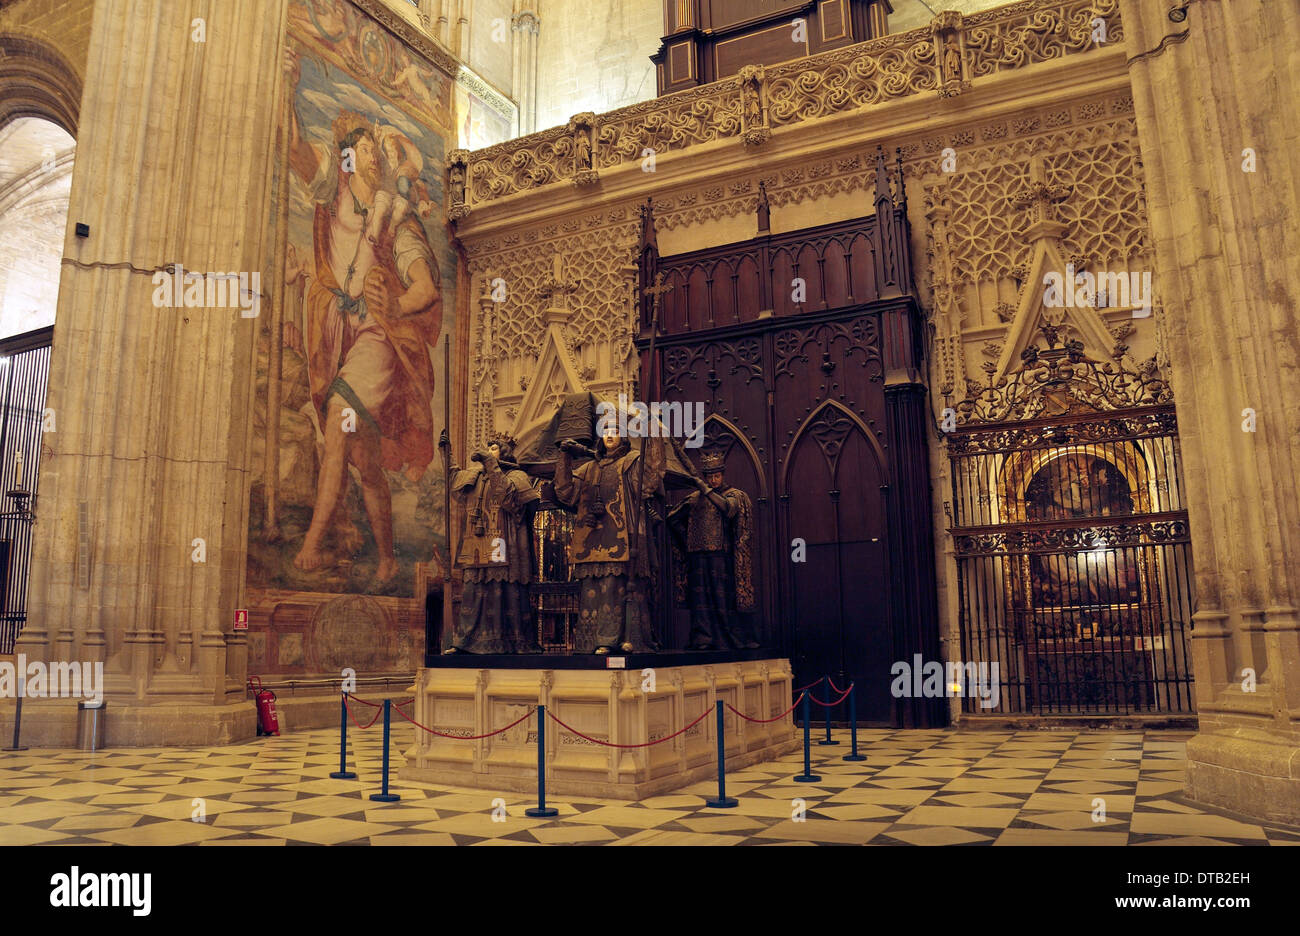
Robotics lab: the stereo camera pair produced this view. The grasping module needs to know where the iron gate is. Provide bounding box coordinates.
[0,327,52,653]
[947,404,1195,715]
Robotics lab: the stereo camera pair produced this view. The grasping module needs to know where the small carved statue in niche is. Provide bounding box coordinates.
[743,80,761,129]
[943,38,962,83]
[448,161,466,206]
[574,127,592,171]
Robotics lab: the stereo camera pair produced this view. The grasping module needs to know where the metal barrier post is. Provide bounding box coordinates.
[818,677,839,745]
[525,705,558,817]
[369,699,400,802]
[330,693,357,780]
[793,693,821,783]
[843,682,865,762]
[705,700,737,808]
[3,680,27,751]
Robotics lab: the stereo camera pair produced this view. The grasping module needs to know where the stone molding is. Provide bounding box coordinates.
[458,0,1123,209]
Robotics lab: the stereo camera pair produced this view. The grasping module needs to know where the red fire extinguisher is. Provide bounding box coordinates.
[249,676,280,737]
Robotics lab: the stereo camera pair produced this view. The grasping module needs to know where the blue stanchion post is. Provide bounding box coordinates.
[793,692,822,783]
[330,692,357,779]
[842,682,865,762]
[705,700,738,808]
[369,698,400,802]
[3,685,28,752]
[818,676,840,745]
[525,705,558,817]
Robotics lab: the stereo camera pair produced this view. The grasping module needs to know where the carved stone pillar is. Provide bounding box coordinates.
[511,6,540,136]
[1121,0,1300,823]
[16,0,279,744]
[454,0,471,60]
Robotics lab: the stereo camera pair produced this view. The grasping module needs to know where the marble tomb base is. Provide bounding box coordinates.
[399,656,798,800]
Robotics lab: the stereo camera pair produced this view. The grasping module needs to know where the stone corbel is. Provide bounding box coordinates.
[739,64,770,147]
[568,112,599,187]
[447,148,470,220]
[930,12,971,98]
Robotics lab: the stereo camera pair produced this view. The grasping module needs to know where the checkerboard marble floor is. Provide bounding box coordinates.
[1,727,1297,845]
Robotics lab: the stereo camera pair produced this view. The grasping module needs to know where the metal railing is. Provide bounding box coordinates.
[0,328,51,654]
[948,405,1196,715]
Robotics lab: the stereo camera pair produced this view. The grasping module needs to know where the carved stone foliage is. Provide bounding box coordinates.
[964,0,1122,78]
[457,0,1123,207]
[596,79,745,170]
[765,32,937,124]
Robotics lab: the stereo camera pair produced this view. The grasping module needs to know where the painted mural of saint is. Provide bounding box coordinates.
[284,47,442,586]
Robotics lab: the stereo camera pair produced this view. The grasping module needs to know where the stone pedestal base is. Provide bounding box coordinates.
[399,658,797,800]
[1186,731,1300,827]
[0,698,256,747]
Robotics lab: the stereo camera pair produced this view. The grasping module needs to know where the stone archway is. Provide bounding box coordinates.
[0,34,81,135]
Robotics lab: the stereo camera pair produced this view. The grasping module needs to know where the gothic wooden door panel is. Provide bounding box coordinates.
[783,405,891,722]
[771,314,891,720]
[640,175,941,725]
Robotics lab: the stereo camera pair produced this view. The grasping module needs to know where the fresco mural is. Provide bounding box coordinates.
[248,0,457,635]
[455,82,513,151]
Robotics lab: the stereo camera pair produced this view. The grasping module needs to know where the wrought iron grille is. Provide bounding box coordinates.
[947,404,1195,715]
[0,329,51,654]
[530,503,577,652]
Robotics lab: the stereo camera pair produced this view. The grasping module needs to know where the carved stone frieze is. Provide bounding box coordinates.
[455,0,1125,208]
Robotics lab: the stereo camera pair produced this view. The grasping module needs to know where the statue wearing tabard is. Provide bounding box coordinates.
[444,436,540,654]
[553,425,666,654]
[669,451,759,650]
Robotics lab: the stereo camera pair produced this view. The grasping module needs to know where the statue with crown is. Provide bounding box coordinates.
[668,449,759,651]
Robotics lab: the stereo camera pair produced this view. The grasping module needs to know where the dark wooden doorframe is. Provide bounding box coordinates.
[634,151,944,726]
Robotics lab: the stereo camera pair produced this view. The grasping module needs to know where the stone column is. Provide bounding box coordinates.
[511,6,539,136]
[17,0,282,744]
[1120,0,1300,823]
[450,0,470,58]
[434,0,451,47]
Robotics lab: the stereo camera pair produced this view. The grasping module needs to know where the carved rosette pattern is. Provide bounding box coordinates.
[930,127,1147,286]
[457,0,1124,207]
[465,225,639,446]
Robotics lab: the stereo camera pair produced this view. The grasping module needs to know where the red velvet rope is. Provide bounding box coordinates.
[546,706,712,748]
[726,691,805,724]
[827,678,852,696]
[808,684,854,708]
[343,692,382,709]
[390,700,537,740]
[795,676,825,693]
[342,693,384,730]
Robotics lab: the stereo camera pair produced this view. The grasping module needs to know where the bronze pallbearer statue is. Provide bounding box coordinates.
[553,424,666,654]
[669,450,759,650]
[444,435,541,654]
